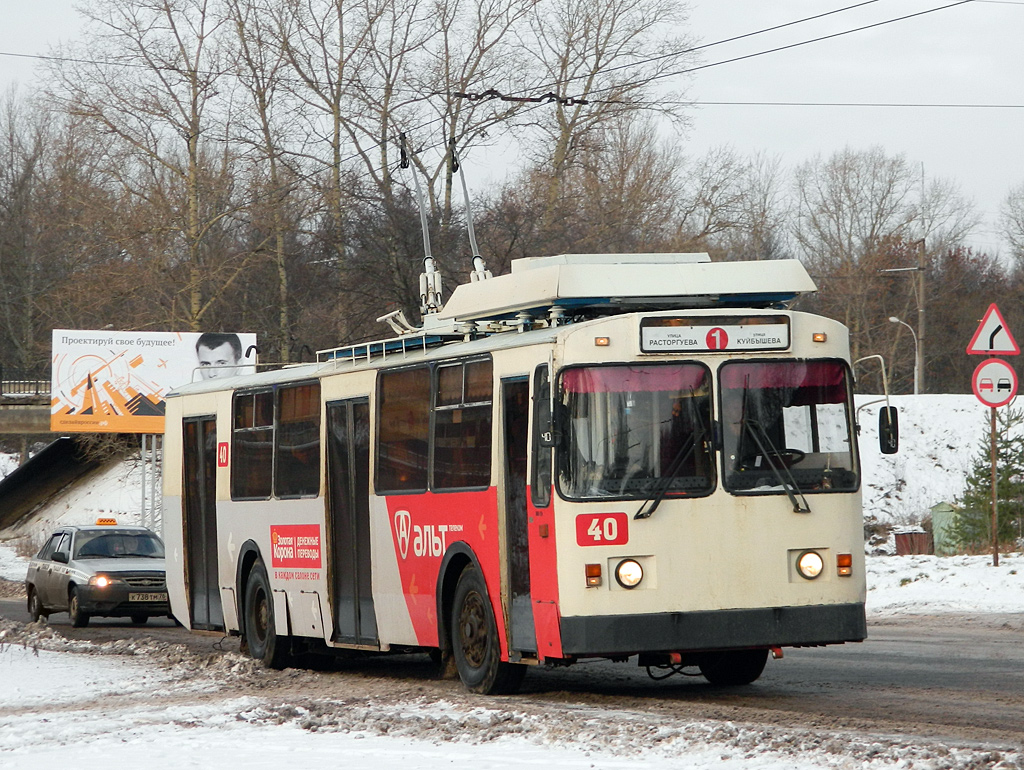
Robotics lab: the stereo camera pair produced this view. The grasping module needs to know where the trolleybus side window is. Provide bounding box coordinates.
[232,390,274,499]
[719,360,858,495]
[557,364,714,501]
[433,359,492,490]
[377,366,431,493]
[275,383,322,498]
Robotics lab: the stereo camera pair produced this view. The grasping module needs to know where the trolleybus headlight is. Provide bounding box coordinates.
[796,550,824,580]
[615,559,644,589]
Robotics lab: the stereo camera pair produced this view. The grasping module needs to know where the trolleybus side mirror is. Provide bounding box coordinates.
[878,406,899,454]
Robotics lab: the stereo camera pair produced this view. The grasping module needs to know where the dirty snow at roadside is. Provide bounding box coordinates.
[0,639,1017,770]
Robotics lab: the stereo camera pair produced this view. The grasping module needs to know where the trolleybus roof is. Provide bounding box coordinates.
[437,254,816,322]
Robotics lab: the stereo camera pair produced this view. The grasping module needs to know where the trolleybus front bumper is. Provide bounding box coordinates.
[559,602,866,656]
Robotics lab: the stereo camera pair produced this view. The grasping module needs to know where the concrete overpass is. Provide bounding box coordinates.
[1,376,56,463]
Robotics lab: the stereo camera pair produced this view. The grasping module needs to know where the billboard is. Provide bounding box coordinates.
[51,330,258,434]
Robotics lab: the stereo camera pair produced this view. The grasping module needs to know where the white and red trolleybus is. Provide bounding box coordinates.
[163,253,893,694]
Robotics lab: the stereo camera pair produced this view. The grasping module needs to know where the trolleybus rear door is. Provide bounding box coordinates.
[502,377,537,655]
[183,416,224,631]
[326,398,378,646]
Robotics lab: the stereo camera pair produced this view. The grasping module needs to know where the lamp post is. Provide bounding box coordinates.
[888,316,919,395]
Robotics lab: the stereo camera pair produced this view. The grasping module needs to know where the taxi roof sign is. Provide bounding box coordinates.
[967,303,1020,356]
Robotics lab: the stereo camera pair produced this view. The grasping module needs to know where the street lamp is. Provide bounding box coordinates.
[888,316,920,395]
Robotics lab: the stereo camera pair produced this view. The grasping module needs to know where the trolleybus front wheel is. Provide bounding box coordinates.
[698,648,769,686]
[451,566,525,695]
[243,560,291,669]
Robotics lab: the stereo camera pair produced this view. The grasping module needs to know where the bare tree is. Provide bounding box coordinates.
[793,147,922,361]
[412,0,536,223]
[226,0,311,360]
[48,0,241,331]
[522,0,696,224]
[916,175,977,255]
[712,152,790,261]
[1001,182,1024,266]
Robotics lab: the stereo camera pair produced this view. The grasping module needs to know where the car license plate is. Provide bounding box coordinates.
[129,592,168,602]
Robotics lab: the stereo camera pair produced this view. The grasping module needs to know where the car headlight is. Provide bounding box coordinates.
[89,575,122,588]
[796,550,824,580]
[615,559,644,589]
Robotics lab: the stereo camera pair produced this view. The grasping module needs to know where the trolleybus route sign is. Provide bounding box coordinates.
[641,316,789,353]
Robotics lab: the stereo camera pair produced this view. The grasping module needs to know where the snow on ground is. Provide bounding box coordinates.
[856,394,990,525]
[0,453,17,479]
[0,544,28,582]
[866,552,1024,615]
[1,455,155,555]
[0,636,1017,770]
[0,644,174,708]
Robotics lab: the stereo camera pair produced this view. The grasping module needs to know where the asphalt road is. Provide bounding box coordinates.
[3,597,1022,748]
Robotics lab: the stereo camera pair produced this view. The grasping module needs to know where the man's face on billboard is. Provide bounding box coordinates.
[197,342,240,380]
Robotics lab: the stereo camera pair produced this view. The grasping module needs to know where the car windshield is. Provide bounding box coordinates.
[73,531,165,559]
[719,360,858,495]
[557,364,714,500]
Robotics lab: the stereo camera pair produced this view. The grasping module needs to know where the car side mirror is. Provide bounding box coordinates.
[52,551,69,564]
[879,407,899,454]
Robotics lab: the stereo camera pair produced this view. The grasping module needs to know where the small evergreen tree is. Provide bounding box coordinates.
[954,406,1024,551]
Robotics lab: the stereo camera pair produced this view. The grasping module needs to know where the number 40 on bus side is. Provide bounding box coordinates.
[575,513,629,546]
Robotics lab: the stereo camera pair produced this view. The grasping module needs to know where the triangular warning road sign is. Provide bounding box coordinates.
[967,303,1020,355]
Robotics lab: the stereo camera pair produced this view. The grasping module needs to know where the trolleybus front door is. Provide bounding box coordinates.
[182,416,224,631]
[326,398,378,646]
[503,377,537,655]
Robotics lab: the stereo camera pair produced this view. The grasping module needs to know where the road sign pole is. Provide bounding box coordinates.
[990,407,999,568]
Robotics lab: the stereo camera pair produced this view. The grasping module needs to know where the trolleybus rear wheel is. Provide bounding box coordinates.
[698,648,769,686]
[451,566,525,695]
[243,560,291,669]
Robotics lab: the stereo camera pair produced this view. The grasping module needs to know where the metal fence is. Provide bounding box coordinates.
[0,364,50,397]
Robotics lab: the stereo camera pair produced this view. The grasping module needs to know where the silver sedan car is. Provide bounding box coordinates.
[25,523,169,627]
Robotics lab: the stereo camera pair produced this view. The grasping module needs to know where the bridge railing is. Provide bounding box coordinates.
[0,364,50,397]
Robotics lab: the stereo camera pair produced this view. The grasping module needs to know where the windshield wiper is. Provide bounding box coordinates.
[740,414,811,513]
[634,428,704,519]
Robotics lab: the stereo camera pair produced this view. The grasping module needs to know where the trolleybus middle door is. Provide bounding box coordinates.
[502,377,537,655]
[326,399,378,646]
[183,416,225,631]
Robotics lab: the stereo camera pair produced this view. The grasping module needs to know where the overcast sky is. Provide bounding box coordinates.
[1,0,1020,255]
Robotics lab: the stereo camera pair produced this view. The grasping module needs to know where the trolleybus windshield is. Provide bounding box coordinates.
[557,364,714,501]
[719,360,857,495]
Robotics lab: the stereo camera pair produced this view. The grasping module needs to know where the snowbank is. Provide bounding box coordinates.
[866,552,1024,615]
[857,394,989,525]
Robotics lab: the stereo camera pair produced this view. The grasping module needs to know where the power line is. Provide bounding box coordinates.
[448,1,977,107]
[595,0,890,79]
[692,100,1024,109]
[576,0,976,103]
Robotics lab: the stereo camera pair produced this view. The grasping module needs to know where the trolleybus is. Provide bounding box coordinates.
[163,252,894,694]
